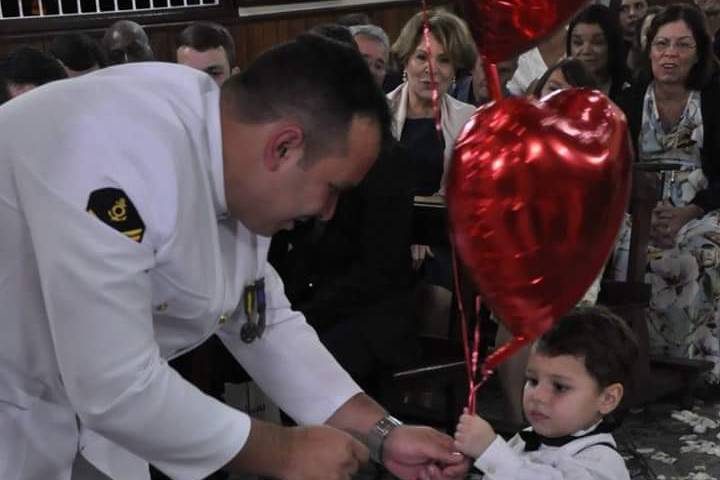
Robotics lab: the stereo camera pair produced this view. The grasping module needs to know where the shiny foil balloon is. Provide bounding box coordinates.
[448,89,632,368]
[463,0,588,63]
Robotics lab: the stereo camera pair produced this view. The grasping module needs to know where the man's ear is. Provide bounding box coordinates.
[263,124,305,172]
[231,66,241,75]
[598,383,624,416]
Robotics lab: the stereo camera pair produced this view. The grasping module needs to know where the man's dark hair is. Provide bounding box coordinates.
[534,306,639,389]
[0,46,66,88]
[567,5,629,94]
[308,23,357,49]
[531,57,598,98]
[49,33,107,72]
[336,12,372,27]
[637,3,717,90]
[222,33,391,164]
[176,22,237,68]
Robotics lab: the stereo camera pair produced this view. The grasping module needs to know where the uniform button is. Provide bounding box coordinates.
[155,303,168,312]
[219,313,229,324]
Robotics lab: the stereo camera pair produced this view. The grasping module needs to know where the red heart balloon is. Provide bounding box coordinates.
[463,0,588,63]
[448,89,632,368]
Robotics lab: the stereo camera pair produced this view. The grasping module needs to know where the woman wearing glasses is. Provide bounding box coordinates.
[616,4,720,387]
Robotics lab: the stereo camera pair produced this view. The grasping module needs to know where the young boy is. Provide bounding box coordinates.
[455,306,638,479]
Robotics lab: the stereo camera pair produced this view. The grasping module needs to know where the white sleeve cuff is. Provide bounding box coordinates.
[474,436,524,478]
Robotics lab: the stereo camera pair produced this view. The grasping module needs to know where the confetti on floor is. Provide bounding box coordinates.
[672,410,720,433]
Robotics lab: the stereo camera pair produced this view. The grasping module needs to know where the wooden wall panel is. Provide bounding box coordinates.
[0,1,451,64]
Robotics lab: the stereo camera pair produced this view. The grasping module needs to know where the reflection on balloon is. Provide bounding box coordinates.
[448,89,632,372]
[463,0,588,63]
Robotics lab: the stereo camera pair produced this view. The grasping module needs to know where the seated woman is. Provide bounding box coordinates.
[529,57,598,98]
[388,9,477,332]
[567,4,630,101]
[615,4,720,385]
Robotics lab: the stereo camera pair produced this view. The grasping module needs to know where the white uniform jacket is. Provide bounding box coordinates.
[0,63,361,480]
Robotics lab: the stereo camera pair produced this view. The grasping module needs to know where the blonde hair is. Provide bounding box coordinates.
[391,9,477,72]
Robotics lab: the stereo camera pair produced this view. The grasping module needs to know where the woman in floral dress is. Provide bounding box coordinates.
[616,4,720,382]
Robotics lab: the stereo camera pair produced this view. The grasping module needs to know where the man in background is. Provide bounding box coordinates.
[176,22,239,86]
[103,20,154,65]
[350,24,390,88]
[0,46,66,104]
[50,33,107,77]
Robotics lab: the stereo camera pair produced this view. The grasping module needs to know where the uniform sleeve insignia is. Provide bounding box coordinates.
[86,188,145,243]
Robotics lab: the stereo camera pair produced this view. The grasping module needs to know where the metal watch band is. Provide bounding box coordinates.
[368,415,402,464]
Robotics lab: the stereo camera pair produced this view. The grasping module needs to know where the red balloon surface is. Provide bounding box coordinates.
[448,89,632,363]
[463,0,588,63]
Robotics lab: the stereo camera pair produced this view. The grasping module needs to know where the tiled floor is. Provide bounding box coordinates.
[617,399,720,480]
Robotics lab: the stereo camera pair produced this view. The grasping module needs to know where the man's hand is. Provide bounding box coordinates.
[226,420,367,480]
[382,425,468,480]
[651,204,703,249]
[282,426,368,480]
[454,410,496,459]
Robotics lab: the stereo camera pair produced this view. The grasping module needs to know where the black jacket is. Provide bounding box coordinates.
[615,79,720,212]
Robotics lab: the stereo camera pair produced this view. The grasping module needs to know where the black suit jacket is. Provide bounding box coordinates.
[269,141,416,361]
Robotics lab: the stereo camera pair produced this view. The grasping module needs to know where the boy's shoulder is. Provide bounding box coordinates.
[475,430,629,480]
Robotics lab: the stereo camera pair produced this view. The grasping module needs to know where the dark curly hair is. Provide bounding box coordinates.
[534,306,639,390]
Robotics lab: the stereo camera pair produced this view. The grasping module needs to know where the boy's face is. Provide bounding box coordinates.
[522,349,620,438]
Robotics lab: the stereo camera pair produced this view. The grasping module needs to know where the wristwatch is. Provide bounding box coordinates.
[367,415,402,464]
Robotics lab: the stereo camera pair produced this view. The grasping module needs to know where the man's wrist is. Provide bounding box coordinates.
[367,415,402,464]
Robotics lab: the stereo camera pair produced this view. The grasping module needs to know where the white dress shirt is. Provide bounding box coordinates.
[507,48,549,96]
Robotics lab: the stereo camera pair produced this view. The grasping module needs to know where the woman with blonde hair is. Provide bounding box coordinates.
[388,9,477,327]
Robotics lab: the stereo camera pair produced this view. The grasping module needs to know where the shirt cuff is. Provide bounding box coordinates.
[473,436,523,478]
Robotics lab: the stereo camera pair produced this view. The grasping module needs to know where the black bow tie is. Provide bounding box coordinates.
[519,420,615,452]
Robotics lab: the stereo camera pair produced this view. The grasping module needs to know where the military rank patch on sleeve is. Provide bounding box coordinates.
[86,188,145,243]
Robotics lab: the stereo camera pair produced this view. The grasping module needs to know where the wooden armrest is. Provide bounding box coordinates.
[598,280,651,306]
[391,361,466,379]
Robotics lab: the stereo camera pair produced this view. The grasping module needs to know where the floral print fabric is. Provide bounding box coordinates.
[617,85,720,383]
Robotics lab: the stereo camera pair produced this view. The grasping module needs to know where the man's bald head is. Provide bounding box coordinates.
[103,20,154,65]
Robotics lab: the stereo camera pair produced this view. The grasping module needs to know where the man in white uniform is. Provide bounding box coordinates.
[0,34,466,480]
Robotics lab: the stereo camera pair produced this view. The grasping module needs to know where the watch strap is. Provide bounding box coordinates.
[368,415,402,464]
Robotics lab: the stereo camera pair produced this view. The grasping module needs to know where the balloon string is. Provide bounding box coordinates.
[450,245,473,389]
[421,0,442,140]
[483,58,502,102]
[450,244,483,413]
